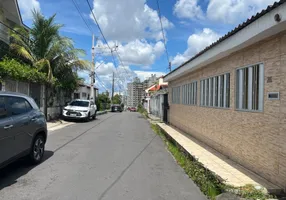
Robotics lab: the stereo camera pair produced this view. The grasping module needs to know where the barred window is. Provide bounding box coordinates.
[200,73,230,108]
[236,64,264,111]
[182,81,197,105]
[172,86,181,104]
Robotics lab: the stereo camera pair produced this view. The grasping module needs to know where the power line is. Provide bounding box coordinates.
[71,0,94,34]
[156,0,171,72]
[86,0,133,80]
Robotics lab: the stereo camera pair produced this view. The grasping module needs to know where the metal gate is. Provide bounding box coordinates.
[29,83,41,107]
[162,94,169,123]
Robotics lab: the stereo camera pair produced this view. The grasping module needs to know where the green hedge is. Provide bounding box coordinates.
[0,58,49,84]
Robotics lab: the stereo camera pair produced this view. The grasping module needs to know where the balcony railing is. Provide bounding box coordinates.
[0,23,9,44]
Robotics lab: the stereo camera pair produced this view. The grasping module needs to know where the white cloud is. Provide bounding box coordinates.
[18,0,40,20]
[134,71,165,82]
[173,0,276,24]
[117,40,165,66]
[95,40,165,67]
[89,0,173,42]
[207,0,276,24]
[173,0,204,20]
[95,62,115,76]
[172,28,220,66]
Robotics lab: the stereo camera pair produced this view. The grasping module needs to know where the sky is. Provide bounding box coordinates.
[18,0,278,93]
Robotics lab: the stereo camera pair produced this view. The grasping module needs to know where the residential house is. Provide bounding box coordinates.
[145,76,168,117]
[73,84,98,101]
[0,0,25,58]
[164,0,286,190]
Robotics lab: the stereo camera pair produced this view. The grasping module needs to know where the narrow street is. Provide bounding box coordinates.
[0,112,206,200]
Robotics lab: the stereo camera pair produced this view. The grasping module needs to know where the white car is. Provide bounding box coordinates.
[62,99,97,121]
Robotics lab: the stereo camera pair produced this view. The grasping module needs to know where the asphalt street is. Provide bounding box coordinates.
[0,112,206,200]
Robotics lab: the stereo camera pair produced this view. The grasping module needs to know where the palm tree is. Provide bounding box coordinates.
[9,10,90,83]
[9,10,91,116]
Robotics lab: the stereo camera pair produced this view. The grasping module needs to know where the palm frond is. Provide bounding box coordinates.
[10,43,34,62]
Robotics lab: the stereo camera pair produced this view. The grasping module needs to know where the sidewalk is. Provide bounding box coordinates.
[47,110,108,132]
[157,123,283,194]
[47,120,75,132]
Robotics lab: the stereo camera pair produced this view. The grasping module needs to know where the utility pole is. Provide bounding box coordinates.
[90,34,95,103]
[168,61,172,72]
[111,72,115,104]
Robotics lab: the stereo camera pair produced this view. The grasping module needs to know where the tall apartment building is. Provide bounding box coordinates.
[143,74,158,90]
[127,78,144,107]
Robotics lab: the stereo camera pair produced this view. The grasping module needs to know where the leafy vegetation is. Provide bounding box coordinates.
[96,93,111,111]
[8,10,90,91]
[151,124,275,200]
[137,104,148,118]
[0,58,51,84]
[112,94,122,104]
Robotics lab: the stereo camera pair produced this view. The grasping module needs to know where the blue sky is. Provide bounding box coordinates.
[18,0,277,93]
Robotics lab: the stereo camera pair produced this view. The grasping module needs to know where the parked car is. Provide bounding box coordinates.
[129,107,137,112]
[62,99,97,121]
[0,92,47,169]
[111,104,122,112]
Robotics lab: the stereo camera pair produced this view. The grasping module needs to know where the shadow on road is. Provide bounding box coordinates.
[61,117,99,124]
[0,150,54,191]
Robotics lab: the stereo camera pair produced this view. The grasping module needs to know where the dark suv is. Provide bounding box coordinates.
[111,104,122,112]
[0,92,47,169]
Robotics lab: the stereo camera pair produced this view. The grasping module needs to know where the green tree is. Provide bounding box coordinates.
[96,93,111,111]
[9,10,90,85]
[9,10,91,116]
[112,94,122,105]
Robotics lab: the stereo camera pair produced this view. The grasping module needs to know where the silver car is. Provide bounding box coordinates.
[0,92,47,169]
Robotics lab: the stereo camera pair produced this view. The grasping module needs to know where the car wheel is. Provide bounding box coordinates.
[30,134,45,164]
[92,112,96,120]
[85,113,90,122]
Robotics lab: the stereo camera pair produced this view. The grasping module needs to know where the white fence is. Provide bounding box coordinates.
[149,94,164,120]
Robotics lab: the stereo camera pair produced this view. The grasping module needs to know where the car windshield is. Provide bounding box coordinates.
[69,100,89,107]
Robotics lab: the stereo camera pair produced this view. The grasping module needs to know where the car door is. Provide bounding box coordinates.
[7,96,32,155]
[0,96,15,164]
[90,101,95,115]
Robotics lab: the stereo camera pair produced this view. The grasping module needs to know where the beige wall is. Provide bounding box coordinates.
[168,31,286,189]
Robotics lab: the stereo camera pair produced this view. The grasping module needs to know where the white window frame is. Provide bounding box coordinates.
[182,81,197,106]
[236,63,264,112]
[200,73,230,108]
[172,86,181,104]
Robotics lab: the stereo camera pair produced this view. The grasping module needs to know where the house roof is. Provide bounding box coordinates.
[2,0,24,26]
[165,0,286,80]
[79,84,98,90]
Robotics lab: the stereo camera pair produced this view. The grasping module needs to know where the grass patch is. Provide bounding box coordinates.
[151,124,275,200]
[137,104,148,118]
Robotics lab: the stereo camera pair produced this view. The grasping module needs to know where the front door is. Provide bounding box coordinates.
[0,96,15,164]
[163,94,169,123]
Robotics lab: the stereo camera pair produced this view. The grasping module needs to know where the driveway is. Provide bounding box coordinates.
[0,112,206,200]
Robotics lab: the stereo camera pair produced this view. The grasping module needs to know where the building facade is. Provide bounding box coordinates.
[0,0,24,58]
[127,81,144,107]
[164,1,286,190]
[73,84,98,101]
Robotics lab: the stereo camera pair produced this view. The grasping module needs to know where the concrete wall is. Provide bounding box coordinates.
[150,94,163,120]
[168,31,286,189]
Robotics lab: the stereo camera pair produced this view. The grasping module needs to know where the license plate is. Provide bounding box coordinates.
[70,114,76,117]
[115,108,117,111]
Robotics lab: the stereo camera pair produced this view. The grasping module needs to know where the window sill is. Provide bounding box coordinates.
[235,109,263,113]
[199,105,230,110]
[182,104,197,106]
